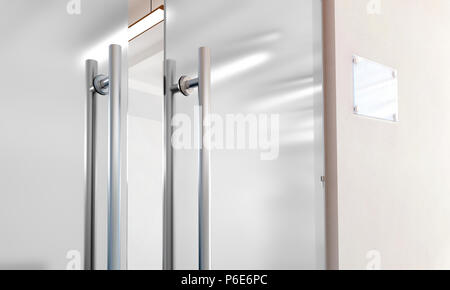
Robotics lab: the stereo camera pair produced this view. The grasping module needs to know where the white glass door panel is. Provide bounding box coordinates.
[0,0,128,270]
[165,0,325,270]
[127,21,164,270]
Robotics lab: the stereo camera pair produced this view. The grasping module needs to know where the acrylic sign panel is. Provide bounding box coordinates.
[353,55,399,122]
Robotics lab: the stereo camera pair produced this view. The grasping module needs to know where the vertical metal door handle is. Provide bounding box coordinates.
[85,60,98,270]
[164,47,211,270]
[108,44,122,270]
[87,44,122,270]
[198,47,211,270]
[163,60,175,270]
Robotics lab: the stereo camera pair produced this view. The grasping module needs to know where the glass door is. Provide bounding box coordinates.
[164,0,325,270]
[0,0,128,270]
[127,12,164,270]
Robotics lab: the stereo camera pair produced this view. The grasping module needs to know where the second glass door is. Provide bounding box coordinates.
[164,0,325,270]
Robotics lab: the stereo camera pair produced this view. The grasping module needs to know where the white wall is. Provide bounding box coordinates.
[324,0,450,269]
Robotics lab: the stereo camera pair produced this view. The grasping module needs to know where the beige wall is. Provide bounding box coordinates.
[324,0,450,269]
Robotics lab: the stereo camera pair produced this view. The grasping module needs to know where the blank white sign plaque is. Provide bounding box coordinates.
[353,55,398,122]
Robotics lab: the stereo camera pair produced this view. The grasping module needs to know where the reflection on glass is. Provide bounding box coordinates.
[127,22,164,270]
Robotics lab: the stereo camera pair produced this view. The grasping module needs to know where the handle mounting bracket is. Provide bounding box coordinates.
[93,74,110,95]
